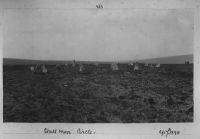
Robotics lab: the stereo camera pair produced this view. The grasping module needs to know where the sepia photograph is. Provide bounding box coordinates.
[3,8,194,123]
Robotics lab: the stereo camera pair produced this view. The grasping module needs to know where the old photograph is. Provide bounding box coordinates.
[3,8,193,123]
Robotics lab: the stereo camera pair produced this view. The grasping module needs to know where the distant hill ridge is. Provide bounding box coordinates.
[3,54,193,65]
[137,54,193,64]
[3,58,112,65]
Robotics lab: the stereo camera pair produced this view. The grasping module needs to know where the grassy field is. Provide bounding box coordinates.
[3,64,193,123]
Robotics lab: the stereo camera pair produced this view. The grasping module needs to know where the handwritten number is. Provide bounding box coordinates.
[159,128,180,138]
[96,4,103,9]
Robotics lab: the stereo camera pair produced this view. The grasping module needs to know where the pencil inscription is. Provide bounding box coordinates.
[96,4,103,8]
[159,128,180,138]
[44,128,95,135]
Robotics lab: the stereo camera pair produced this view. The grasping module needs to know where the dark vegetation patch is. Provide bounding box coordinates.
[3,64,193,122]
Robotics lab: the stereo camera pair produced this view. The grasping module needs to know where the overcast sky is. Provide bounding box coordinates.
[3,8,194,61]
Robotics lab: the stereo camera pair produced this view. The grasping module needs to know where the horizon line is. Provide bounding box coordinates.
[3,53,193,63]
